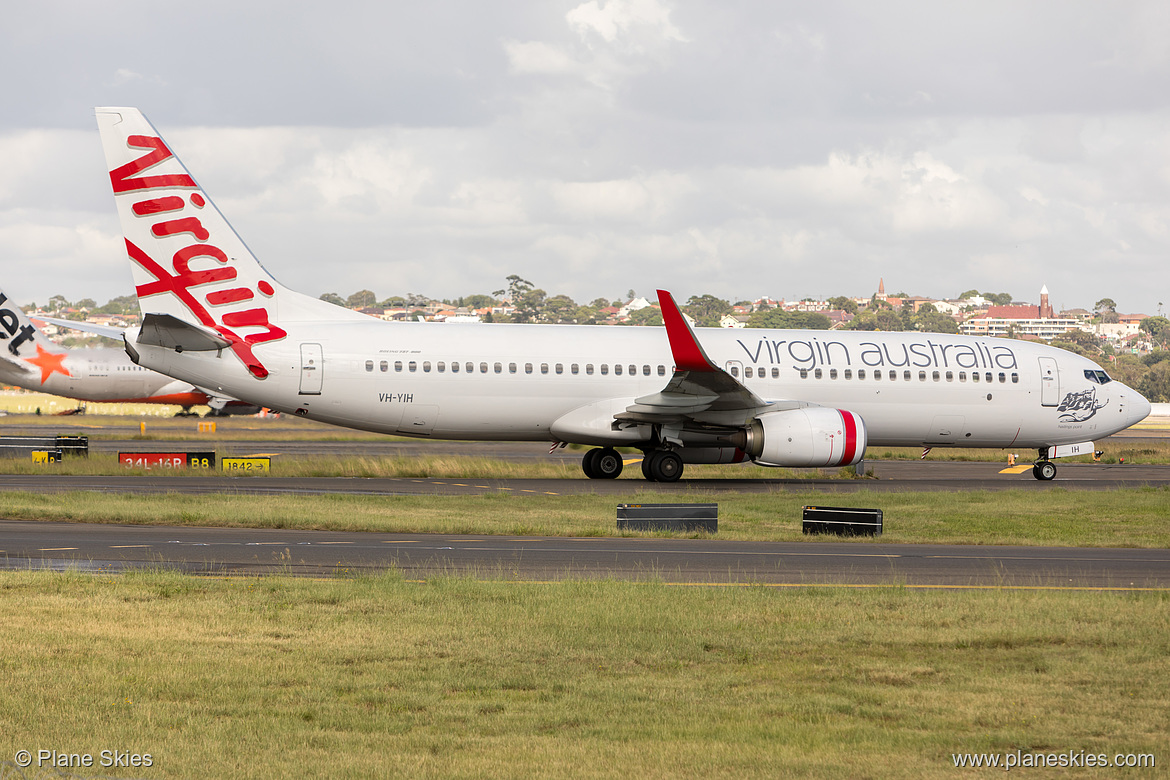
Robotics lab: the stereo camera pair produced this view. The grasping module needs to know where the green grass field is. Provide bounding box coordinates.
[2,487,1169,548]
[0,572,1165,779]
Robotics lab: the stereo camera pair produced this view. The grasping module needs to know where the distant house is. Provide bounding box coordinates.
[719,314,749,328]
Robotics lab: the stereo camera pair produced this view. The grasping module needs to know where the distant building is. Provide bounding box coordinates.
[959,285,1084,339]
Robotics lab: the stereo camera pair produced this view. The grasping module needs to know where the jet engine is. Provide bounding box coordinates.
[729,408,866,468]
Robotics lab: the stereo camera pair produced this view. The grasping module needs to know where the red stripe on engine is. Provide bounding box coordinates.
[838,410,858,465]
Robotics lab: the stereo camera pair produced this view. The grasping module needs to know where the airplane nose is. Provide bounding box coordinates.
[1129,387,1152,427]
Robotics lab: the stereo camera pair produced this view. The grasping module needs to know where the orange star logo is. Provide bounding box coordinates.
[24,344,71,384]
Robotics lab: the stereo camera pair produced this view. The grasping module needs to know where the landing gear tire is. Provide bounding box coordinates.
[1033,461,1056,481]
[583,447,623,479]
[645,451,683,483]
[582,448,600,478]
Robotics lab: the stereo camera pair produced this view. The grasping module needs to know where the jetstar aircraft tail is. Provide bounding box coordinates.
[95,107,366,379]
[0,286,68,376]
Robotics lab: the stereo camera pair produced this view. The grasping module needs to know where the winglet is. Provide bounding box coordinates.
[657,290,718,372]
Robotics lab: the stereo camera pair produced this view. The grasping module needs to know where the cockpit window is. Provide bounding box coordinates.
[1084,369,1112,385]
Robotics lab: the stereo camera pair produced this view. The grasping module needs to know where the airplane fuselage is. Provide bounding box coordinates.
[0,345,207,406]
[129,321,1148,450]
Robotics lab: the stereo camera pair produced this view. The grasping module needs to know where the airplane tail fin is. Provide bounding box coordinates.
[0,287,64,363]
[94,107,365,379]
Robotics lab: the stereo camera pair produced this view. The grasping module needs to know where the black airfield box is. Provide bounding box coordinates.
[617,503,718,533]
[802,505,883,536]
[0,435,88,459]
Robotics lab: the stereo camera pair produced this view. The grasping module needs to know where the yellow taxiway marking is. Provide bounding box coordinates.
[999,465,1034,474]
[452,483,469,487]
[110,545,152,548]
[382,540,418,543]
[40,547,78,551]
[316,541,353,545]
[448,539,485,542]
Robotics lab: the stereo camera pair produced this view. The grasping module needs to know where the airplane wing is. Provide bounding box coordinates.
[32,316,126,340]
[615,291,794,430]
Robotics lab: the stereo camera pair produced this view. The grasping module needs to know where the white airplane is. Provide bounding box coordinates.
[94,107,1151,481]
[0,286,239,414]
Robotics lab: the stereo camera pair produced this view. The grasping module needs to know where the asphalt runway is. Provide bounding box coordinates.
[0,456,1168,498]
[1,424,1167,587]
[2,520,1167,588]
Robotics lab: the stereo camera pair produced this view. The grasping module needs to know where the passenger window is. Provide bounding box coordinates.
[799,368,808,379]
[932,371,940,381]
[959,372,966,382]
[874,370,881,380]
[972,372,980,383]
[814,368,822,379]
[729,365,739,377]
[587,364,595,375]
[888,370,896,380]
[365,360,374,372]
[985,372,992,382]
[771,368,779,378]
[395,361,403,372]
[466,362,474,373]
[629,365,636,376]
[745,367,753,379]
[642,365,650,376]
[525,363,533,374]
[494,362,502,374]
[451,362,460,374]
[844,369,852,380]
[600,364,609,375]
[423,361,431,373]
[379,360,388,372]
[903,370,911,381]
[999,372,1006,383]
[658,365,666,376]
[542,363,550,374]
[509,363,517,374]
[571,363,579,375]
[479,362,488,373]
[556,363,563,374]
[437,362,445,373]
[945,371,953,381]
[829,369,837,380]
[614,364,623,376]
[1011,373,1019,383]
[408,361,417,373]
[858,369,866,379]
[919,370,926,381]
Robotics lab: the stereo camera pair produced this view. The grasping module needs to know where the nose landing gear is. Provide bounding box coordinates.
[1033,448,1056,480]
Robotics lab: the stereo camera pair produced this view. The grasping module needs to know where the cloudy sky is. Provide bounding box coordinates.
[2,0,1169,315]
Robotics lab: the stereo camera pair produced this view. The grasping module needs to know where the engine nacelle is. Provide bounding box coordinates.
[730,408,866,467]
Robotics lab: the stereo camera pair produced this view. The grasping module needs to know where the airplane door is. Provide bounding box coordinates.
[299,343,323,395]
[1038,357,1059,407]
[724,360,744,380]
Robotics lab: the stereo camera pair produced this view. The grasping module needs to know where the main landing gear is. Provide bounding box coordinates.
[580,447,686,482]
[581,447,623,479]
[1032,448,1056,481]
[641,450,683,483]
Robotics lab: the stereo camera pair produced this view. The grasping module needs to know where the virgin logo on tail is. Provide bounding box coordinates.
[112,135,285,378]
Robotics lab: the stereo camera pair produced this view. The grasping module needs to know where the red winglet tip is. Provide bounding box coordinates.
[656,289,715,372]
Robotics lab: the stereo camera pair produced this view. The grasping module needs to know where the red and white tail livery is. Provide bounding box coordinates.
[96,107,1151,481]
